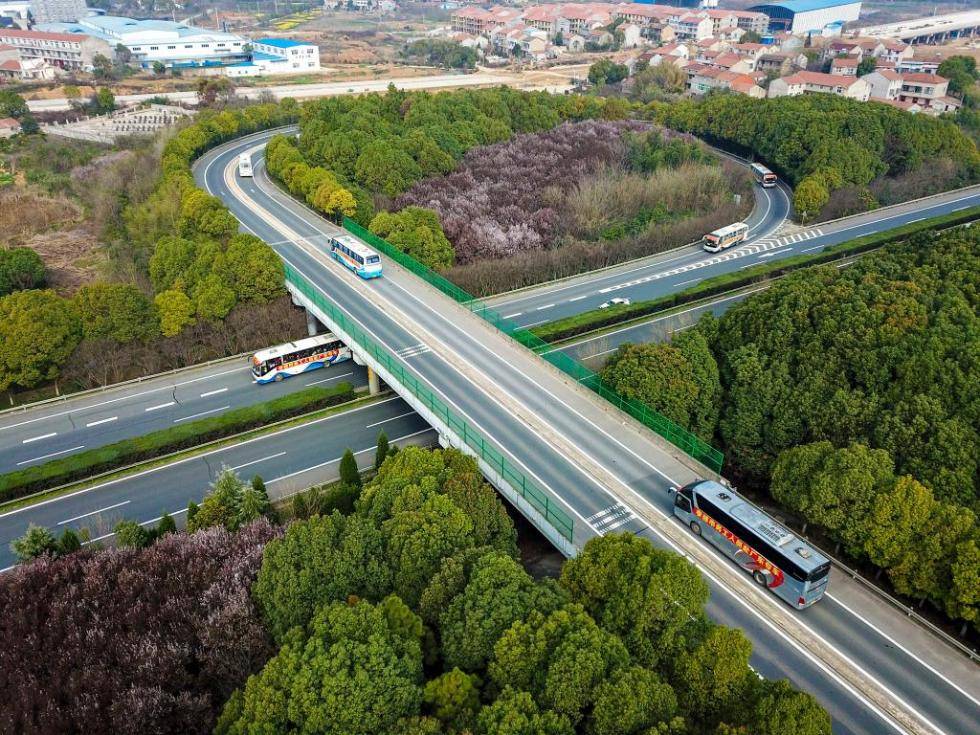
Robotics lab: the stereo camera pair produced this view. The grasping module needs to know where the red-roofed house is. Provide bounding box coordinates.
[690,66,765,97]
[864,68,903,101]
[671,13,712,42]
[830,56,859,76]
[899,73,959,112]
[768,70,870,101]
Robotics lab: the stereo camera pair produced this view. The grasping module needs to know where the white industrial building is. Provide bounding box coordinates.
[748,0,861,36]
[224,37,320,77]
[40,15,250,69]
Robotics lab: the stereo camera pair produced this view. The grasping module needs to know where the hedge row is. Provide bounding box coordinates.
[532,205,980,343]
[0,382,355,503]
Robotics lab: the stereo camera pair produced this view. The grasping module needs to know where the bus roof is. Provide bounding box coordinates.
[750,162,772,173]
[332,234,378,259]
[709,222,748,238]
[253,334,338,363]
[690,480,829,572]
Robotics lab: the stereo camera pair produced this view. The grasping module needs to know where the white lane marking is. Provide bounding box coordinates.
[173,405,231,423]
[951,205,969,212]
[568,295,588,302]
[0,396,405,522]
[229,451,287,472]
[306,371,353,386]
[22,432,56,444]
[0,365,247,433]
[58,500,130,525]
[200,387,228,398]
[396,344,432,359]
[676,278,700,287]
[536,303,556,311]
[16,445,85,466]
[267,428,432,484]
[825,592,980,710]
[757,247,793,259]
[366,410,417,428]
[85,416,118,428]
[503,312,523,318]
[229,144,948,731]
[906,217,925,224]
[145,401,175,412]
[801,244,824,253]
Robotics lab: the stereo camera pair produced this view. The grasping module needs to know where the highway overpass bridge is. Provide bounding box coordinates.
[195,129,980,735]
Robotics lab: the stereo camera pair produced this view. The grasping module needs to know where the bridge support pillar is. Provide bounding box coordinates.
[367,366,380,396]
[305,308,321,337]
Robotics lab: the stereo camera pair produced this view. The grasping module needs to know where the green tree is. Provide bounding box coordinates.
[236,476,271,528]
[375,430,390,471]
[746,679,832,735]
[0,248,45,296]
[369,207,455,270]
[254,512,392,642]
[179,189,238,240]
[10,523,57,562]
[489,603,629,722]
[948,539,980,629]
[672,625,752,726]
[94,87,116,114]
[0,290,82,391]
[0,89,29,119]
[152,60,166,75]
[423,668,482,732]
[188,468,248,533]
[114,519,152,549]
[862,475,935,569]
[588,58,628,87]
[440,552,561,672]
[793,175,830,221]
[938,55,978,97]
[57,528,82,555]
[355,139,422,197]
[475,687,573,735]
[193,274,236,320]
[340,447,362,487]
[156,513,177,537]
[383,492,474,607]
[149,235,197,292]
[441,470,518,555]
[856,57,876,76]
[73,283,158,342]
[220,597,424,735]
[154,288,195,337]
[589,666,678,735]
[221,233,285,303]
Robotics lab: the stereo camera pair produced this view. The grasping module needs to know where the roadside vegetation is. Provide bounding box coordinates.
[0,95,304,403]
[597,227,980,634]
[657,93,980,222]
[3,445,831,735]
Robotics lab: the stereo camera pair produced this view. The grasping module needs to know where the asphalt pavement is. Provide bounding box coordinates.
[0,357,366,470]
[197,134,980,735]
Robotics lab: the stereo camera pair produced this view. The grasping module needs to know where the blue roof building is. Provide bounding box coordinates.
[748,0,862,35]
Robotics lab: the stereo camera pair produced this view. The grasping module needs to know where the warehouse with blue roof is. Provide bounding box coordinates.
[748,0,862,35]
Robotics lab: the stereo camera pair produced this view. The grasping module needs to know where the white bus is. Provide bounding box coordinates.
[238,153,253,177]
[702,222,749,253]
[251,334,351,384]
[329,235,383,279]
[750,163,777,188]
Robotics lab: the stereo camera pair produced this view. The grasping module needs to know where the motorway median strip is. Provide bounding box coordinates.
[0,390,393,515]
[531,205,980,343]
[0,383,358,505]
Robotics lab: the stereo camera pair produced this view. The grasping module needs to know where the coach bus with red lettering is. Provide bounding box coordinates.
[669,480,830,609]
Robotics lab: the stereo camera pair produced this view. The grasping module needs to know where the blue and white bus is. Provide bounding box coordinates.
[251,334,351,384]
[669,480,830,609]
[329,235,382,279]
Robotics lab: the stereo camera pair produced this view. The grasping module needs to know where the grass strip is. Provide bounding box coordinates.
[0,383,355,503]
[531,206,980,343]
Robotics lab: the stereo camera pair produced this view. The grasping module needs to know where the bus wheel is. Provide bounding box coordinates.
[689,521,701,536]
[275,373,284,382]
[753,571,767,587]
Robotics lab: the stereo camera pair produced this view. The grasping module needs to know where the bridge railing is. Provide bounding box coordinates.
[283,262,576,544]
[344,218,725,473]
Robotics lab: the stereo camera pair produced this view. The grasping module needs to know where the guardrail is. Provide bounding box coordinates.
[343,218,725,473]
[283,262,576,543]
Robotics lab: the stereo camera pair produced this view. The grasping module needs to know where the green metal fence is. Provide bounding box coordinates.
[283,262,575,544]
[344,218,725,473]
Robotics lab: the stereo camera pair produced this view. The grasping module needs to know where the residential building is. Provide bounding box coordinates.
[0,1,30,28]
[671,12,713,41]
[41,15,250,69]
[767,69,871,100]
[731,10,769,34]
[896,58,940,75]
[898,72,959,112]
[830,56,858,75]
[755,50,807,74]
[620,22,642,48]
[748,0,862,36]
[690,65,765,96]
[863,68,902,100]
[31,0,86,24]
[704,9,739,37]
[0,27,111,71]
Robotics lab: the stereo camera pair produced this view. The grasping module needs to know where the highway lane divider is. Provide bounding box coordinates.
[531,204,980,344]
[0,383,355,505]
[342,218,725,473]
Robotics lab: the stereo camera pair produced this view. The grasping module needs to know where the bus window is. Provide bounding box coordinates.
[674,494,692,513]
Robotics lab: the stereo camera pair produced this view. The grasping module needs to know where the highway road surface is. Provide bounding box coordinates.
[0,357,366,471]
[489,186,980,327]
[193,131,979,735]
